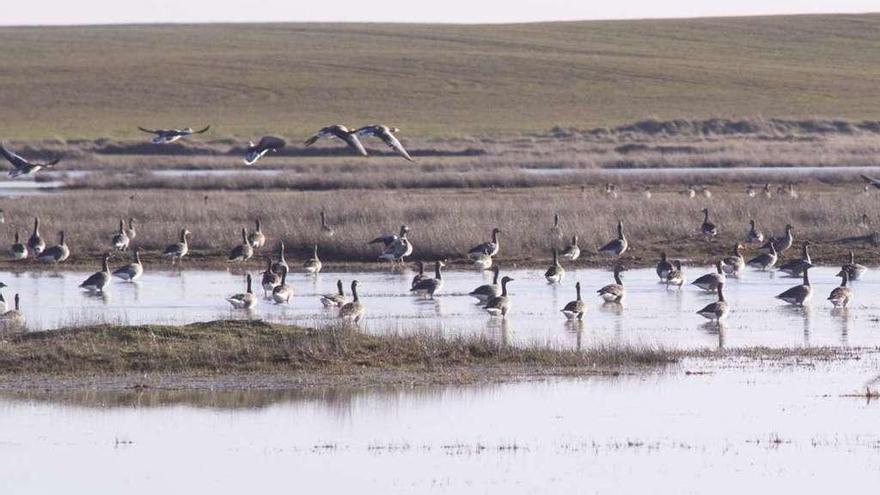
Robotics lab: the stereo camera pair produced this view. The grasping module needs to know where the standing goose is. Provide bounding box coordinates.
[27,217,45,255]
[561,282,586,320]
[747,242,777,271]
[1,143,60,178]
[761,224,794,253]
[656,252,673,281]
[272,265,292,304]
[354,125,413,162]
[37,231,70,264]
[696,282,730,323]
[842,251,867,281]
[321,279,347,308]
[124,218,136,242]
[692,260,726,292]
[721,243,745,275]
[163,229,191,265]
[304,125,367,156]
[339,280,365,322]
[261,257,281,297]
[469,265,501,303]
[665,260,686,290]
[10,231,27,260]
[484,276,514,317]
[776,264,813,306]
[683,185,696,199]
[79,254,111,292]
[111,219,130,251]
[549,213,564,240]
[597,265,627,302]
[545,248,565,284]
[247,219,266,249]
[0,294,25,328]
[700,208,717,237]
[828,270,853,308]
[468,228,501,259]
[226,274,258,309]
[137,125,210,144]
[112,248,144,282]
[271,241,288,275]
[560,235,581,261]
[643,186,652,199]
[746,219,764,244]
[243,136,285,165]
[411,261,428,289]
[746,184,756,198]
[763,183,773,199]
[320,211,335,237]
[598,221,628,256]
[410,261,444,298]
[304,245,323,274]
[778,242,812,277]
[228,228,254,262]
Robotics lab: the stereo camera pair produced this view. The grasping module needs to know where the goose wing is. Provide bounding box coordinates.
[468,241,493,255]
[80,271,107,288]
[861,175,880,189]
[191,125,211,135]
[257,136,286,151]
[369,234,398,246]
[0,144,29,169]
[377,128,413,162]
[340,131,367,156]
[137,126,162,135]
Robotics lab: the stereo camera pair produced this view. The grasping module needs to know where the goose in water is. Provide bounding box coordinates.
[227,274,258,309]
[692,260,726,292]
[321,280,347,308]
[339,280,365,322]
[469,265,501,303]
[355,125,413,162]
[247,219,266,249]
[124,218,137,241]
[549,213,564,240]
[598,221,628,256]
[746,219,764,244]
[696,282,729,323]
[10,231,27,260]
[27,217,45,255]
[112,248,144,282]
[665,260,686,290]
[842,251,867,281]
[545,248,565,284]
[228,228,254,262]
[271,241,288,275]
[828,270,853,308]
[484,276,514,317]
[776,264,813,306]
[80,254,111,292]
[304,245,323,274]
[700,208,717,237]
[560,235,581,261]
[747,242,777,271]
[272,265,292,304]
[261,257,281,297]
[468,228,501,259]
[163,229,191,265]
[320,211,335,237]
[761,224,793,253]
[137,125,210,144]
[656,252,673,281]
[561,282,586,320]
[304,125,367,156]
[410,261,444,298]
[597,265,627,302]
[411,261,428,289]
[0,294,25,328]
[37,231,70,264]
[721,243,745,275]
[1,144,60,178]
[778,242,811,277]
[111,219,130,251]
[243,136,285,165]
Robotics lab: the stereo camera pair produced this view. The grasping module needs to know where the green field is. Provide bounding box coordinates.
[2,14,880,139]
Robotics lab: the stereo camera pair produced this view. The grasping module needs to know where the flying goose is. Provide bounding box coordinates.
[828,270,853,308]
[261,257,281,296]
[597,265,627,302]
[247,219,266,249]
[747,242,777,271]
[484,276,513,317]
[137,125,210,144]
[842,251,867,281]
[226,274,258,309]
[369,225,408,248]
[561,281,586,320]
[124,218,137,241]
[545,248,565,284]
[80,254,111,292]
[271,241,288,275]
[304,245,323,274]
[598,221,627,256]
[861,174,880,190]
[746,219,764,244]
[411,261,428,289]
[692,260,726,292]
[721,243,745,275]
[696,282,729,323]
[469,265,501,303]
[244,136,286,165]
[699,208,717,237]
[27,217,45,255]
[163,229,191,265]
[761,224,793,253]
[321,279,347,308]
[379,229,413,263]
[778,242,812,276]
[0,294,25,327]
[355,125,413,162]
[304,125,367,156]
[10,231,27,260]
[320,211,335,237]
[338,280,365,322]
[468,228,501,259]
[549,213,564,240]
[560,235,581,261]
[272,265,292,304]
[656,252,673,281]
[228,228,254,262]
[1,144,60,178]
[410,261,444,298]
[37,231,70,264]
[111,219,130,251]
[776,264,813,306]
[112,248,144,282]
[665,260,686,290]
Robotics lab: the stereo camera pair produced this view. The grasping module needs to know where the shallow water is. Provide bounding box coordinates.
[4,265,879,349]
[524,164,880,180]
[0,355,878,493]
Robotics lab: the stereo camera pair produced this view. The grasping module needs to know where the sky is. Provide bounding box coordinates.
[3,0,878,25]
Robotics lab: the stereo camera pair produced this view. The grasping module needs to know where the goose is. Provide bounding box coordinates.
[272,265,292,304]
[469,265,501,303]
[702,187,712,199]
[484,276,513,317]
[861,174,880,190]
[163,229,191,265]
[244,136,285,165]
[468,228,501,259]
[320,211,335,237]
[560,235,581,261]
[473,253,493,270]
[271,241,288,275]
[696,282,729,323]
[747,242,777,271]
[261,257,281,296]
[778,242,812,276]
[10,231,27,260]
[859,213,870,229]
[0,292,6,314]
[379,230,413,263]
[721,243,745,275]
[746,219,764,244]
[692,260,726,292]
[410,261,444,298]
[137,125,210,144]
[27,217,45,255]
[304,245,322,274]
[776,264,813,306]
[763,183,773,199]
[0,143,60,178]
[598,221,627,256]
[684,185,696,199]
[228,228,254,262]
[746,184,756,198]
[700,208,717,237]
[786,183,798,199]
[597,265,627,302]
[665,260,686,290]
[369,225,409,249]
[561,282,586,320]
[338,280,365,322]
[842,251,868,281]
[604,183,618,199]
[760,224,793,253]
[124,218,136,241]
[354,125,413,162]
[79,254,111,292]
[411,261,428,288]
[656,252,673,281]
[37,231,70,264]
[643,186,652,200]
[247,219,266,249]
[112,248,144,282]
[545,248,565,284]
[226,274,258,309]
[111,219,130,251]
[549,213,564,240]
[321,279,347,308]
[0,294,25,327]
[828,270,853,308]
[304,125,367,156]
